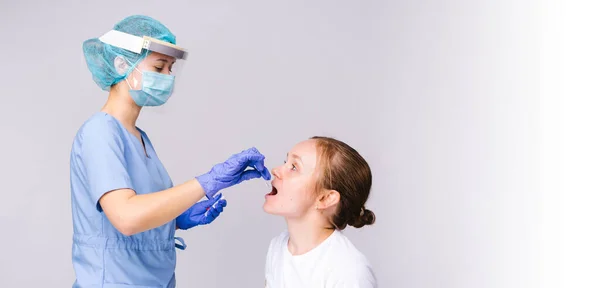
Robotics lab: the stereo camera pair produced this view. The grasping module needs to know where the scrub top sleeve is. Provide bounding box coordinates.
[80,119,134,212]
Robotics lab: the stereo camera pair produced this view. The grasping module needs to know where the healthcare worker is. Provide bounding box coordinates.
[70,15,270,287]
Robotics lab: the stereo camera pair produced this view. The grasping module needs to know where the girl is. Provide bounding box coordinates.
[264,136,377,287]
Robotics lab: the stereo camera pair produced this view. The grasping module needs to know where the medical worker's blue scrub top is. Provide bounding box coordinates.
[70,112,185,288]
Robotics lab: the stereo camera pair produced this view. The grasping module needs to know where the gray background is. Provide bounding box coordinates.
[0,0,556,287]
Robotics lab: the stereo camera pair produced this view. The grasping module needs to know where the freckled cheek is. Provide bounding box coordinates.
[277,197,294,210]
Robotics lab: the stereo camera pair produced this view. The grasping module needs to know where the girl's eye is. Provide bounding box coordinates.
[154,66,163,71]
[284,160,297,171]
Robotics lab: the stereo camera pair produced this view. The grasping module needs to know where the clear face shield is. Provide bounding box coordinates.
[99,30,188,113]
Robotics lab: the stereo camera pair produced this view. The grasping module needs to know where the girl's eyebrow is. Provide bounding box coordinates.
[287,153,303,165]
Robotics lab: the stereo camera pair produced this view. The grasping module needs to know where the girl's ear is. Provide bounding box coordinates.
[316,189,340,210]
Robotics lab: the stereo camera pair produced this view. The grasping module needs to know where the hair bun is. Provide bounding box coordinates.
[349,207,376,228]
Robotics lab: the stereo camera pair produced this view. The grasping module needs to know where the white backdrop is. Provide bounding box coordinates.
[0,0,594,287]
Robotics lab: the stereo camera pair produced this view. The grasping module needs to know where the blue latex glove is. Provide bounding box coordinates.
[176,193,227,230]
[196,147,271,199]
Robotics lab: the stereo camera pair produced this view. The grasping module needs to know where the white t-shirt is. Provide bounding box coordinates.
[264,230,377,288]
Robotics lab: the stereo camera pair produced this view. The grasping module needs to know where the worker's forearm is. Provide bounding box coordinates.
[123,179,205,235]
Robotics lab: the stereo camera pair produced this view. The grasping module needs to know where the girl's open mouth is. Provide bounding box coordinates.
[267,186,278,196]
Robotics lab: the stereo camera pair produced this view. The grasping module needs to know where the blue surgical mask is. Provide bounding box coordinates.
[126,69,175,107]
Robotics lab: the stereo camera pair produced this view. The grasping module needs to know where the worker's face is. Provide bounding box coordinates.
[263,140,321,218]
[126,52,176,90]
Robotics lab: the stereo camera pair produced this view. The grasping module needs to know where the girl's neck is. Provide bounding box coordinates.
[285,216,335,256]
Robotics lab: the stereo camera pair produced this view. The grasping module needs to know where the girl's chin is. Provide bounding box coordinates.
[262,202,277,215]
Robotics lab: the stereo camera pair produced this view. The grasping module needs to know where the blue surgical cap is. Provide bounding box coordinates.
[83,15,177,91]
